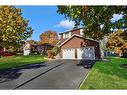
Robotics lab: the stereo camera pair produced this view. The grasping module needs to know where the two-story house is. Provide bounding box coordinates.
[56,28,101,60]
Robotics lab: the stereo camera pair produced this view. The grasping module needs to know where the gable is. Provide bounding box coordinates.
[59,35,99,49]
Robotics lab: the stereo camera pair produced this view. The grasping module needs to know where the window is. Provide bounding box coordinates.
[65,33,69,38]
[63,32,71,38]
[80,29,84,36]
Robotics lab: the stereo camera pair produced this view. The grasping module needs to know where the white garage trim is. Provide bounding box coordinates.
[62,48,75,59]
[77,47,95,60]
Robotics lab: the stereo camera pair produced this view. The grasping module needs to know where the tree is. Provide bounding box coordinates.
[27,40,38,45]
[106,30,127,55]
[57,6,127,40]
[0,6,33,50]
[39,30,58,45]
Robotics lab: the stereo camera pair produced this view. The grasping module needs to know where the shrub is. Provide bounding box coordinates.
[47,46,60,59]
[51,46,60,56]
[47,50,55,59]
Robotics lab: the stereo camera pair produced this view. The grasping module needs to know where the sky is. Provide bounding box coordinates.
[16,6,75,41]
[16,6,123,41]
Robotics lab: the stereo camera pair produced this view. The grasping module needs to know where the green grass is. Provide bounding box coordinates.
[80,57,127,89]
[0,55,47,69]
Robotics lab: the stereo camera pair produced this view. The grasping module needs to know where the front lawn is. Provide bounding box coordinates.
[80,57,127,89]
[0,55,47,70]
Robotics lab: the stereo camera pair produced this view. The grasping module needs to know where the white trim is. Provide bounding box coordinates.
[58,34,99,47]
[55,40,61,46]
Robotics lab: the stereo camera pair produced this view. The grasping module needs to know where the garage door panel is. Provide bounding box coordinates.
[77,47,95,60]
[62,49,75,59]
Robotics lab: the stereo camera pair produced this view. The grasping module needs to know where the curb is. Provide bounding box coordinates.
[13,62,64,89]
[77,69,91,89]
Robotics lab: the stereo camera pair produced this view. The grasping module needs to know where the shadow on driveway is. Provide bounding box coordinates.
[77,60,96,69]
[0,62,47,83]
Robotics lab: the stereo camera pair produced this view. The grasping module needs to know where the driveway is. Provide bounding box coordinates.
[0,60,94,89]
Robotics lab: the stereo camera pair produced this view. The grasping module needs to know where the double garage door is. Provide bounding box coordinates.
[62,47,95,60]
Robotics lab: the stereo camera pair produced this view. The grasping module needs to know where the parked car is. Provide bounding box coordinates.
[0,51,16,56]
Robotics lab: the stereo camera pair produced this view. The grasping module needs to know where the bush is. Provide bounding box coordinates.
[51,46,60,56]
[47,46,60,59]
[47,50,55,59]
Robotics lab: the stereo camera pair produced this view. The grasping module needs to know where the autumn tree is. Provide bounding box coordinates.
[0,6,33,51]
[27,40,37,45]
[39,30,58,45]
[57,6,127,40]
[107,30,127,55]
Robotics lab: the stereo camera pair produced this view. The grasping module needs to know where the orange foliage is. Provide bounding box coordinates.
[39,30,58,45]
[114,47,122,54]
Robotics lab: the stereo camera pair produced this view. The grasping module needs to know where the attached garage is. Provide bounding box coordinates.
[58,34,101,60]
[77,47,95,60]
[62,48,75,59]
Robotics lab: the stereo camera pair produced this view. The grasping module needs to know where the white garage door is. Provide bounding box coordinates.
[77,47,95,60]
[62,48,75,59]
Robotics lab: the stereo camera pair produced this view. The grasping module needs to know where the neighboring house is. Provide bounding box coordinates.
[24,41,54,56]
[56,28,101,60]
[23,41,31,55]
[36,43,54,56]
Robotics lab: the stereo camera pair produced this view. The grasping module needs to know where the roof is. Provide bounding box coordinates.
[59,27,84,35]
[58,34,99,47]
[56,38,68,46]
[37,43,54,47]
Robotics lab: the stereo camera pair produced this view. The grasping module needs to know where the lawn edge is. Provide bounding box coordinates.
[0,56,48,70]
[78,69,92,89]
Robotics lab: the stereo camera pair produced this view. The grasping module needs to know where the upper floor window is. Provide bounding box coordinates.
[80,29,84,36]
[63,32,71,39]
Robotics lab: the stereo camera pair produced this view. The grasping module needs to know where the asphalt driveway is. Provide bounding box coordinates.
[0,60,94,89]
